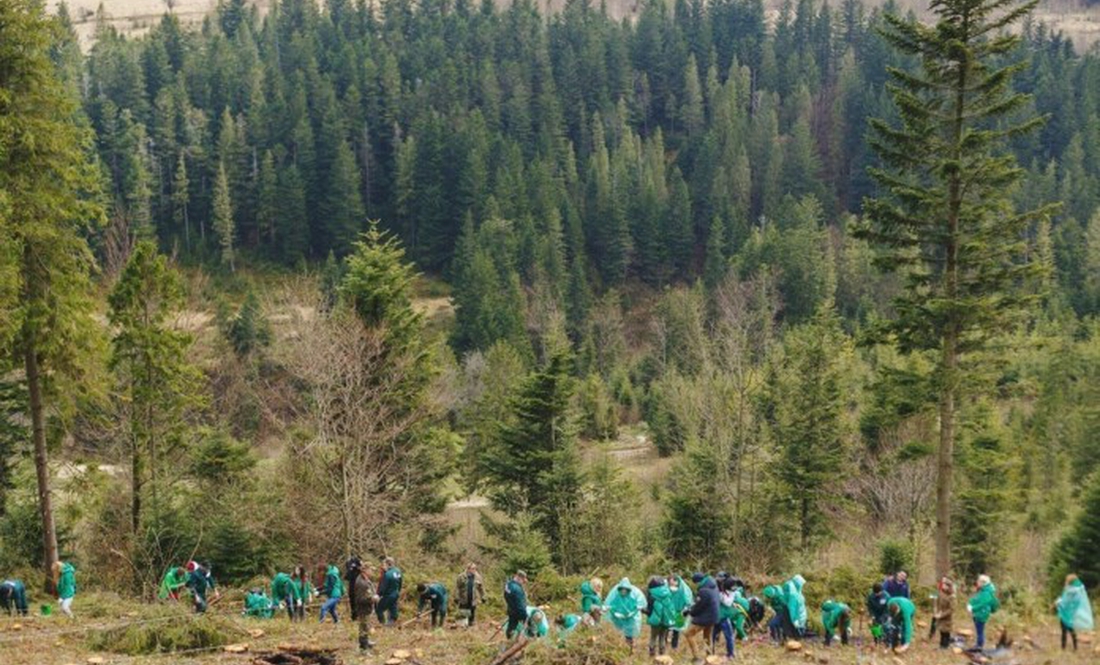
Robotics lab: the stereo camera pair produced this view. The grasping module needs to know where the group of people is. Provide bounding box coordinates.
[157,560,220,613]
[0,561,77,618]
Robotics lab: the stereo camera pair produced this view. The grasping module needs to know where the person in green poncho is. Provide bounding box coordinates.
[821,600,851,646]
[319,563,344,624]
[244,588,275,618]
[731,586,751,640]
[604,578,646,652]
[524,606,549,639]
[159,567,187,601]
[782,574,808,635]
[667,575,692,650]
[764,584,793,641]
[272,572,296,620]
[555,613,583,643]
[886,596,915,652]
[644,577,677,657]
[580,578,604,616]
[1055,574,1094,651]
[417,582,449,628]
[967,575,999,650]
[53,561,76,618]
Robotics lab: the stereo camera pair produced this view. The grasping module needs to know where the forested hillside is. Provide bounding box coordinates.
[3,0,1100,618]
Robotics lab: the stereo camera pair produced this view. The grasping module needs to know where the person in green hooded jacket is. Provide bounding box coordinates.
[605,578,646,652]
[244,588,275,618]
[967,575,999,650]
[886,596,915,652]
[782,575,807,635]
[731,586,751,640]
[271,572,296,620]
[53,561,76,618]
[289,566,313,621]
[821,600,851,646]
[764,584,793,641]
[376,557,403,624]
[644,576,677,657]
[667,575,692,650]
[1055,574,1094,651]
[580,578,603,616]
[555,613,583,643]
[159,567,187,601]
[319,564,343,624]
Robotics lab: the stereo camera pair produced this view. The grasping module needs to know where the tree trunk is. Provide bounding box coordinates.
[935,340,956,580]
[25,344,59,594]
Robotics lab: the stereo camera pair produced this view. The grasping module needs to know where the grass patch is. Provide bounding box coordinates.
[86,614,234,655]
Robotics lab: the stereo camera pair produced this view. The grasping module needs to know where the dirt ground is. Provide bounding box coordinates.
[1,593,1096,665]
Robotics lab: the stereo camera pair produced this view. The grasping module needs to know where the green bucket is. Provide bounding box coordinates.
[41,603,52,616]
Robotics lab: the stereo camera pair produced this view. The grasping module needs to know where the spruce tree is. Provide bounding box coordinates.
[171,153,192,251]
[212,160,236,270]
[861,0,1054,579]
[1051,471,1100,590]
[109,241,204,535]
[1,0,106,589]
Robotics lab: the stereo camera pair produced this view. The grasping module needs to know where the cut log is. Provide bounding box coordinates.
[487,637,531,665]
[385,659,404,665]
[249,629,266,638]
[705,655,725,664]
[225,644,250,653]
[392,649,412,659]
[654,656,674,665]
[959,629,974,638]
[786,640,803,651]
[86,659,106,665]
[952,647,964,655]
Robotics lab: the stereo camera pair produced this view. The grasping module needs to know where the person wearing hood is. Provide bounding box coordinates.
[272,572,296,620]
[667,574,693,650]
[344,556,363,620]
[319,563,344,624]
[645,576,677,657]
[866,582,890,643]
[376,557,403,624]
[821,600,851,646]
[504,570,529,640]
[53,561,76,618]
[883,571,910,599]
[967,575,999,650]
[244,588,275,618]
[455,563,485,626]
[525,606,550,639]
[730,585,752,640]
[0,579,28,616]
[186,561,218,614]
[580,577,604,616]
[290,566,313,621]
[764,584,788,641]
[886,596,915,653]
[683,573,720,661]
[555,612,583,643]
[605,578,646,652]
[158,566,187,601]
[417,581,449,628]
[932,576,956,649]
[782,575,808,635]
[1055,574,1094,651]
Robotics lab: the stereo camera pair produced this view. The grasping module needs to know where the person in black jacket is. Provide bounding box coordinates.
[345,556,363,620]
[683,573,720,661]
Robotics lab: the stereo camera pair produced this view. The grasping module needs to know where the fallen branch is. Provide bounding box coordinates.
[487,637,530,665]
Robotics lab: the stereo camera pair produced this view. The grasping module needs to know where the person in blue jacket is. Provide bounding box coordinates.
[883,571,910,599]
[683,573,720,661]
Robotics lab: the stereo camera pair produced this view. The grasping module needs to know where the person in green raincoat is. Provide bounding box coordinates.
[886,596,915,652]
[731,586,751,640]
[645,576,677,657]
[821,600,851,646]
[604,578,646,653]
[53,561,76,618]
[159,567,187,601]
[554,613,585,645]
[525,606,549,639]
[289,565,313,621]
[782,575,808,635]
[967,575,999,650]
[1055,574,1094,651]
[667,575,693,650]
[764,584,792,641]
[580,578,604,616]
[244,588,275,618]
[272,572,296,620]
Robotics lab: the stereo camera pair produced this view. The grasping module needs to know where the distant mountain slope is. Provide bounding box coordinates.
[51,0,1100,51]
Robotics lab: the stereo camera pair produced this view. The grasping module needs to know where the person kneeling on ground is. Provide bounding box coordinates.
[683,572,720,661]
[932,576,956,649]
[319,563,343,624]
[866,582,890,644]
[0,579,28,616]
[821,600,851,646]
[455,563,485,626]
[417,581,449,628]
[604,578,646,653]
[1055,573,1094,651]
[244,588,275,618]
[354,562,380,651]
[886,596,915,653]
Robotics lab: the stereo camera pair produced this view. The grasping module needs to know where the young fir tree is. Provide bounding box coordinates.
[860,0,1054,579]
[1050,470,1100,590]
[108,241,205,536]
[482,354,583,564]
[212,160,236,270]
[763,306,850,550]
[1,0,106,590]
[171,153,192,252]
